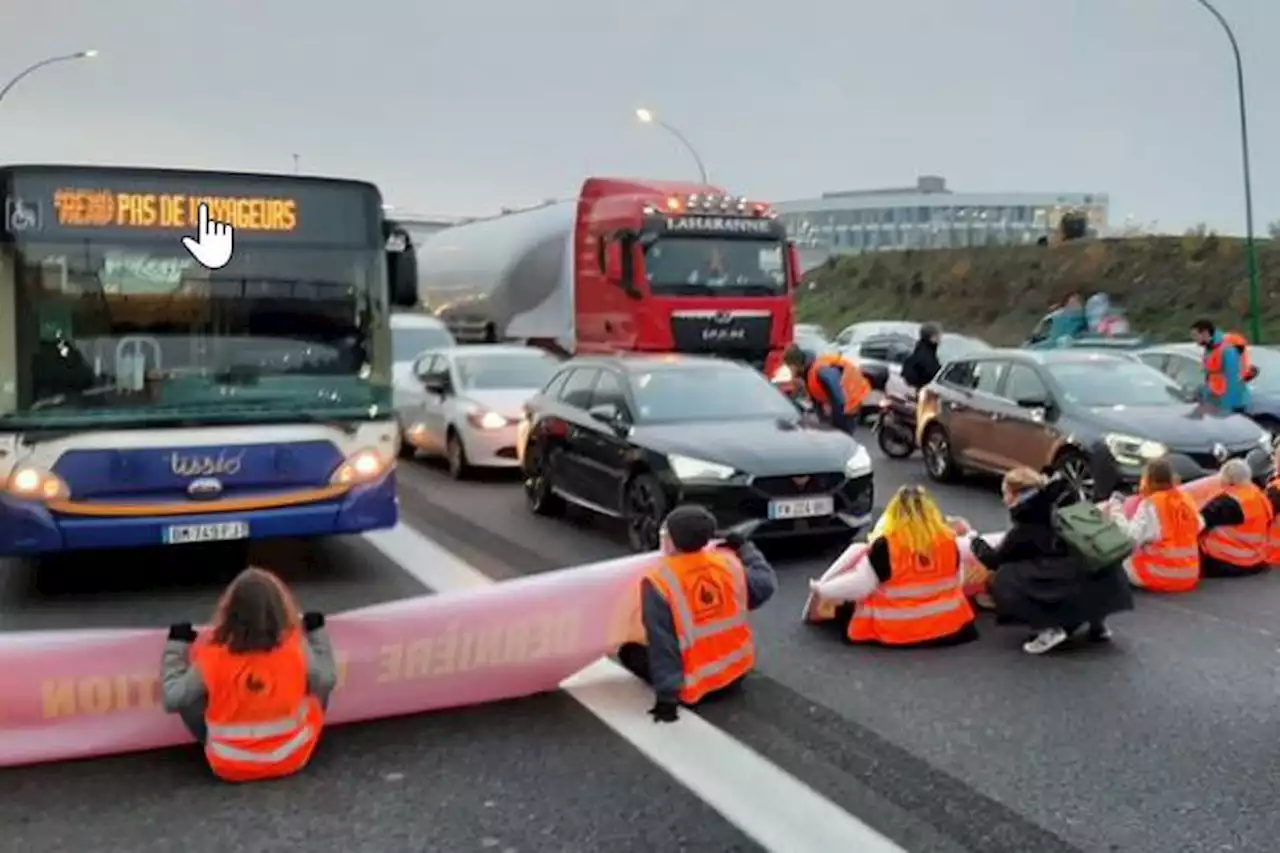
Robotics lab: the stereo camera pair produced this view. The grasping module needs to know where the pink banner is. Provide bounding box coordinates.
[0,552,659,768]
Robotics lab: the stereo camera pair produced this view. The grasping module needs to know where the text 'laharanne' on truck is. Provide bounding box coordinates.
[402,177,801,374]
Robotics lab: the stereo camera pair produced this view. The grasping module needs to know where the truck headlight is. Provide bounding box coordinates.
[844,445,873,478]
[668,454,735,481]
[7,466,70,501]
[1103,433,1166,467]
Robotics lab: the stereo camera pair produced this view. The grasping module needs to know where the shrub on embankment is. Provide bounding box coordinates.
[795,235,1280,345]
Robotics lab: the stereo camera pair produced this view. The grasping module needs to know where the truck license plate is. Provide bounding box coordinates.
[768,497,835,520]
[163,521,250,545]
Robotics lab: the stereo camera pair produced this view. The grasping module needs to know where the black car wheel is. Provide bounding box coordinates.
[624,472,668,553]
[446,430,471,480]
[524,442,565,517]
[1053,449,1097,501]
[921,424,958,482]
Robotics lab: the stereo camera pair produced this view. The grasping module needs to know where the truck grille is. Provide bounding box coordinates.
[670,311,772,356]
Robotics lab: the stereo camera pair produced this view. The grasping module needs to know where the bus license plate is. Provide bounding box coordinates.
[768,497,835,520]
[163,521,250,545]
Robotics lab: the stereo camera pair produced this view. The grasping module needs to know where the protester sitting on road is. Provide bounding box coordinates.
[808,484,977,648]
[1191,319,1251,414]
[617,505,776,724]
[781,344,869,435]
[161,567,338,783]
[1264,443,1280,567]
[1198,458,1272,577]
[1108,458,1202,593]
[972,468,1134,655]
[901,324,943,391]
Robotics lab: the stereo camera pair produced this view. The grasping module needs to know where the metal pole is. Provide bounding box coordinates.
[0,51,97,109]
[655,120,709,184]
[1194,0,1260,342]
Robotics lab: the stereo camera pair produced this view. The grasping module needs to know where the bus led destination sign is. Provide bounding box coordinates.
[52,188,297,232]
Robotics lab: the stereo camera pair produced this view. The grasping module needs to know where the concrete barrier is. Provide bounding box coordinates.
[0,551,659,768]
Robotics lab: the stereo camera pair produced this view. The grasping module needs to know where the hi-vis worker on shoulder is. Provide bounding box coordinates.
[617,505,777,724]
[809,485,978,647]
[1199,458,1273,577]
[1108,457,1203,593]
[162,567,338,783]
[781,344,871,435]
[1191,318,1255,414]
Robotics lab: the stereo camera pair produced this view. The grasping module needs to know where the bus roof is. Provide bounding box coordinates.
[0,163,380,196]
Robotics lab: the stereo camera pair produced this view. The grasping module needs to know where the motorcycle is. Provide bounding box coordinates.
[875,391,918,459]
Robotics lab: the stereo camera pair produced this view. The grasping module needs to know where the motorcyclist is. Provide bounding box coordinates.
[901,323,942,391]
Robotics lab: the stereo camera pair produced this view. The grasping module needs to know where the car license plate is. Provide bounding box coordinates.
[163,521,250,545]
[768,497,835,520]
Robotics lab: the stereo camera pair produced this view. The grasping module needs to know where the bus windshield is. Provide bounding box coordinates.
[0,171,390,429]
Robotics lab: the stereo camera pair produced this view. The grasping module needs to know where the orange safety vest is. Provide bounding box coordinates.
[1203,333,1254,396]
[1266,478,1280,566]
[1129,489,1201,592]
[646,549,755,705]
[848,531,975,646]
[1200,482,1273,568]
[805,353,870,414]
[193,628,323,783]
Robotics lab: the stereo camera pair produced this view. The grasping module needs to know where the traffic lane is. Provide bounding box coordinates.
[0,534,427,632]
[2,692,759,853]
[400,453,1280,852]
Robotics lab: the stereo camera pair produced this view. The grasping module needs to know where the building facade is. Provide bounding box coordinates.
[775,175,1109,258]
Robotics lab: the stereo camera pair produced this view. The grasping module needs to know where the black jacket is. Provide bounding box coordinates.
[901,339,941,389]
[972,477,1133,629]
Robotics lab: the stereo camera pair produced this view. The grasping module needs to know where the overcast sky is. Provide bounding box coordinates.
[2,0,1275,233]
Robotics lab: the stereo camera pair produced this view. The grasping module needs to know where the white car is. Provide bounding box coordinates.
[396,345,560,478]
[391,313,456,388]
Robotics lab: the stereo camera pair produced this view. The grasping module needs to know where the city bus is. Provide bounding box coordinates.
[0,164,408,556]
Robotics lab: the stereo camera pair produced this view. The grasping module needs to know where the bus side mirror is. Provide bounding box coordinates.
[385,226,418,307]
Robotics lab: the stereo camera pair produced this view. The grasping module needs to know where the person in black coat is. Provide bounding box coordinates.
[971,467,1134,655]
[901,323,942,390]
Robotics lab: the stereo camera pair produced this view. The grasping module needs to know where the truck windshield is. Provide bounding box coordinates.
[643,237,786,297]
[0,239,389,429]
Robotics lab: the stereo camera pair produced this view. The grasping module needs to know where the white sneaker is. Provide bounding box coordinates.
[1023,627,1069,655]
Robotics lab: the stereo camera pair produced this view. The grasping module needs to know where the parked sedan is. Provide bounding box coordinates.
[917,349,1271,499]
[397,345,559,478]
[520,354,875,552]
[1136,342,1280,436]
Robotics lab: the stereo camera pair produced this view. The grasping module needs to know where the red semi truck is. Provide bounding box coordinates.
[411,176,799,374]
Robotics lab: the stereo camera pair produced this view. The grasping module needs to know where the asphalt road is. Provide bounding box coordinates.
[5,444,1280,852]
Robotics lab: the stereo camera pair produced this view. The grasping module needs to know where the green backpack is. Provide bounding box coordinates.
[1052,501,1134,574]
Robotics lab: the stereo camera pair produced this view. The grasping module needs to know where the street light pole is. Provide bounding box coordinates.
[0,50,99,109]
[634,107,709,184]
[1193,0,1261,342]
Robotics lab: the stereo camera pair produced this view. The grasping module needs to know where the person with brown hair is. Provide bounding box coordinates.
[161,567,338,783]
[972,467,1134,655]
[1108,457,1202,592]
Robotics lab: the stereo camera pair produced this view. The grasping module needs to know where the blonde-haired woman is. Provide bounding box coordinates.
[972,468,1134,655]
[161,567,338,782]
[809,484,978,647]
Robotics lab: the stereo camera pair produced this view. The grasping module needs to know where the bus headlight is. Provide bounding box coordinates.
[330,448,389,485]
[7,466,70,501]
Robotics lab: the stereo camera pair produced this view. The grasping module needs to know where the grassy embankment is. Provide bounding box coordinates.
[795,235,1280,345]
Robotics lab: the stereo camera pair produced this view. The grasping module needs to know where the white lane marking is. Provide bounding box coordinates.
[363,523,906,853]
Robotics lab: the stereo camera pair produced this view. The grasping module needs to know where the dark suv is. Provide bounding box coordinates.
[916,349,1271,498]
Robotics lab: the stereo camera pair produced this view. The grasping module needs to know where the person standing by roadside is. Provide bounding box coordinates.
[161,567,338,783]
[1191,319,1251,414]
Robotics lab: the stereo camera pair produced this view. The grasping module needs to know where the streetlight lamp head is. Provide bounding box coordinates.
[635,108,654,124]
[79,50,99,59]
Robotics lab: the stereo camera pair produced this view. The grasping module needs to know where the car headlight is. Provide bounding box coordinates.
[845,444,873,478]
[668,454,735,481]
[6,466,70,501]
[1103,433,1167,466]
[1259,430,1272,449]
[330,447,389,485]
[467,410,510,430]
[771,365,793,384]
